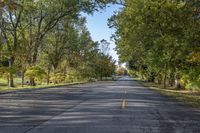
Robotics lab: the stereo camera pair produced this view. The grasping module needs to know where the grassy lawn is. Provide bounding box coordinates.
[0,76,118,93]
[0,78,90,93]
[140,81,200,108]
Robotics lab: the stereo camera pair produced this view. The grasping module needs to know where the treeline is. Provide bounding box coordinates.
[110,0,200,90]
[0,0,117,87]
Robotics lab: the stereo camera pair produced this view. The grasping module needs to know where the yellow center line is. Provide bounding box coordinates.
[121,99,126,109]
[121,88,127,109]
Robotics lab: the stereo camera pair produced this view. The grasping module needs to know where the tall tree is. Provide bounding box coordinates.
[110,0,200,89]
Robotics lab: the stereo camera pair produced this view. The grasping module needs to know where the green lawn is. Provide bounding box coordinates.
[0,78,89,93]
[140,81,200,108]
[0,76,118,93]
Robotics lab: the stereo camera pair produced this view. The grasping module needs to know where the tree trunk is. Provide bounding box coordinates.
[8,57,14,87]
[7,74,9,87]
[169,72,175,87]
[47,67,51,85]
[163,73,167,89]
[157,74,162,84]
[30,78,36,86]
[8,73,14,87]
[29,39,42,86]
[148,72,155,82]
[163,64,168,88]
[175,75,181,89]
[175,68,181,89]
[21,71,24,87]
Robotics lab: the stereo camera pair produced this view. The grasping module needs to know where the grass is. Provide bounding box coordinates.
[0,78,90,93]
[0,76,118,93]
[139,80,200,108]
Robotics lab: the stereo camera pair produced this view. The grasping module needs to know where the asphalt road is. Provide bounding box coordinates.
[0,77,200,133]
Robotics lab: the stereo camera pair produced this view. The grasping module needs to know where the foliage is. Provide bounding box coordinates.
[25,66,46,83]
[94,53,116,79]
[50,72,66,84]
[116,67,126,76]
[110,0,200,90]
[0,0,117,87]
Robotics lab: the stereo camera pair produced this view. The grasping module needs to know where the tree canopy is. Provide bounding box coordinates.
[0,0,117,87]
[110,0,200,90]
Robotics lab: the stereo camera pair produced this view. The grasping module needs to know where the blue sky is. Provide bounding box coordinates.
[82,4,122,63]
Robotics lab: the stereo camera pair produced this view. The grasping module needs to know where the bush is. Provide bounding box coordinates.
[50,72,66,84]
[25,66,46,83]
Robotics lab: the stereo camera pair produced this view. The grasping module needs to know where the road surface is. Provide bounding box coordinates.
[0,77,199,133]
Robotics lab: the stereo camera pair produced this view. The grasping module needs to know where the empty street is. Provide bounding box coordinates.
[0,78,199,133]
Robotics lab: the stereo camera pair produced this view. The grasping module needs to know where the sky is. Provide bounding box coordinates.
[82,4,122,63]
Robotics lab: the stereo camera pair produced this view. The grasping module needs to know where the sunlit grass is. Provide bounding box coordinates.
[0,76,118,93]
[0,77,89,93]
[141,81,200,108]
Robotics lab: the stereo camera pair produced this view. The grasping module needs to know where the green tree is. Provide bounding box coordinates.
[25,66,46,86]
[110,0,200,89]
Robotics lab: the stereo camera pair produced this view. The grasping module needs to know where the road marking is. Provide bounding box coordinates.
[121,99,126,109]
[121,88,127,109]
